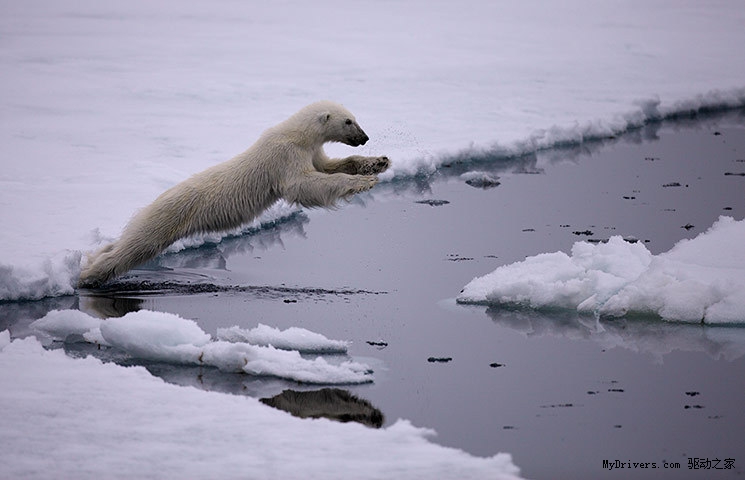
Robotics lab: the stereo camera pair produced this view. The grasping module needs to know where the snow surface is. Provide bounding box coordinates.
[2,2,745,475]
[216,324,350,354]
[0,333,523,480]
[2,0,745,301]
[458,217,745,324]
[30,309,369,384]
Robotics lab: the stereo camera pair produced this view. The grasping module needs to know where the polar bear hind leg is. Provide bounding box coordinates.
[78,233,166,287]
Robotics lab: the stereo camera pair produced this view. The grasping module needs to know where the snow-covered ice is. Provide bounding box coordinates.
[30,309,370,384]
[459,216,745,324]
[0,332,523,480]
[2,0,745,301]
[216,324,349,354]
[3,1,745,475]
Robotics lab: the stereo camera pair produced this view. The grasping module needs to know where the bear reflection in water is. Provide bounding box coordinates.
[261,388,384,428]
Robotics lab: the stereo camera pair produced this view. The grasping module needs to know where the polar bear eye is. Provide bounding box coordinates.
[345,119,353,125]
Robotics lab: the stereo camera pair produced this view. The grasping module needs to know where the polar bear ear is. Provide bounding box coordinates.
[318,112,331,124]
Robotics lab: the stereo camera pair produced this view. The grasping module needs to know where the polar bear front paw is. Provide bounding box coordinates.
[358,156,390,175]
[348,175,378,195]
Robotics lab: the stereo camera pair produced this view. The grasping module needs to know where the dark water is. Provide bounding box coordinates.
[4,110,745,479]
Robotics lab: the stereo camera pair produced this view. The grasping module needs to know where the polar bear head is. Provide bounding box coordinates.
[317,104,369,146]
[291,101,369,147]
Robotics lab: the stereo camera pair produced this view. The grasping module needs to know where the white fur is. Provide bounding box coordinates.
[78,101,390,286]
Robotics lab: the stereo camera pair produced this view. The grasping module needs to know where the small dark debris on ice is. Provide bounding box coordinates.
[446,254,474,262]
[416,199,450,206]
[464,173,501,189]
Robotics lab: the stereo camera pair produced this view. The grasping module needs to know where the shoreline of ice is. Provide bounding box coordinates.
[3,98,744,304]
[3,0,745,306]
[383,91,745,179]
[0,329,524,480]
[0,201,301,303]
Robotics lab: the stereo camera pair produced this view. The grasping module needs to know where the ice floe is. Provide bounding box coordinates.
[216,324,349,353]
[31,309,371,384]
[459,217,745,324]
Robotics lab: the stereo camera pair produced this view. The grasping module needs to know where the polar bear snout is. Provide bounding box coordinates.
[355,131,369,146]
[343,120,369,147]
[348,129,369,147]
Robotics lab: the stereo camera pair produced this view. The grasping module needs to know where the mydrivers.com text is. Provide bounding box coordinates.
[603,458,736,471]
[603,460,681,471]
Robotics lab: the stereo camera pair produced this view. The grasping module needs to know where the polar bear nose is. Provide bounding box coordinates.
[348,129,368,147]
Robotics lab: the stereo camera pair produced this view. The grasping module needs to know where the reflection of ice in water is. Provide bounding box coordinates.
[482,307,745,363]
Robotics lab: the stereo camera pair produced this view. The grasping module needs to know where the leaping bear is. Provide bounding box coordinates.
[78,101,390,287]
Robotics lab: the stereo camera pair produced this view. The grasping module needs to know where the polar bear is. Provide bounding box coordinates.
[78,101,390,287]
